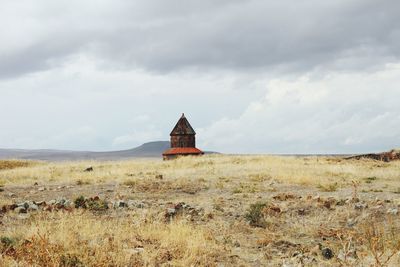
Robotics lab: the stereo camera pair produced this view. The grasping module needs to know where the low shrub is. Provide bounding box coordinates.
[245,202,267,228]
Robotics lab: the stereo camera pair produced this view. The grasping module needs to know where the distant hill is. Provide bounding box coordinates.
[0,141,171,161]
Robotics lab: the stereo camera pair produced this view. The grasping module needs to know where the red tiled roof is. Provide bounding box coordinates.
[162,147,204,155]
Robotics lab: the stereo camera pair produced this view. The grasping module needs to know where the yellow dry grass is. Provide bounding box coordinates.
[0,155,399,190]
[2,155,400,266]
[0,160,38,171]
[0,211,221,266]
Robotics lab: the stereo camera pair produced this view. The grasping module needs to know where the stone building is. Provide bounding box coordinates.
[162,113,204,160]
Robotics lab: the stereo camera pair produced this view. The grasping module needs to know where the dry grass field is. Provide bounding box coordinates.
[1,155,400,266]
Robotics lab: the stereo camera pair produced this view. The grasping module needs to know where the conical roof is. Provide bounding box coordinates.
[170,113,196,135]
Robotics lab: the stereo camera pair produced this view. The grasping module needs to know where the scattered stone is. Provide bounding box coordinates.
[127,200,145,209]
[164,202,203,221]
[57,185,66,190]
[53,197,72,210]
[133,247,145,253]
[114,200,128,208]
[321,247,334,260]
[336,199,346,206]
[38,187,46,192]
[347,218,358,227]
[28,203,39,211]
[354,202,368,210]
[166,208,177,217]
[8,193,16,198]
[14,206,27,214]
[273,193,297,201]
[387,208,398,215]
[17,202,29,209]
[35,201,46,206]
[323,198,336,210]
[124,247,145,255]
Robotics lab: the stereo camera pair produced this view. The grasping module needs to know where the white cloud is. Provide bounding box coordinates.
[197,64,400,154]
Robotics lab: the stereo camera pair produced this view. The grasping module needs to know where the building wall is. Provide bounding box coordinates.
[171,135,195,148]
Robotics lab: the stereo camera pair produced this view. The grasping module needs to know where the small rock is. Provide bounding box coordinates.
[336,199,346,206]
[28,203,39,211]
[57,185,65,189]
[354,202,368,210]
[114,200,128,208]
[38,187,46,192]
[18,202,29,209]
[125,248,144,255]
[14,206,27,214]
[127,200,145,209]
[387,208,398,215]
[35,201,46,206]
[166,208,176,216]
[321,247,334,260]
[8,193,16,198]
[133,247,144,253]
[34,182,38,186]
[347,218,358,227]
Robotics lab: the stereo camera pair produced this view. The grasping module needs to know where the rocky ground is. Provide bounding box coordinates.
[2,181,400,266]
[1,156,400,266]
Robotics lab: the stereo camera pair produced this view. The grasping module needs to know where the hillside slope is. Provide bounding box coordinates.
[0,141,170,161]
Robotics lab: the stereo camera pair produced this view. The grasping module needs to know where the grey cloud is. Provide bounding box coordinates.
[1,0,400,78]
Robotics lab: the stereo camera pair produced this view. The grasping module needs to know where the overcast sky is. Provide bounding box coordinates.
[1,0,400,153]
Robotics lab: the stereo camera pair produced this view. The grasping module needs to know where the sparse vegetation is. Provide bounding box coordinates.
[0,160,37,170]
[1,155,400,265]
[318,182,339,192]
[364,176,378,183]
[245,202,267,228]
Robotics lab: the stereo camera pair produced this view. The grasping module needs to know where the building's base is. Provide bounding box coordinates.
[162,153,204,160]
